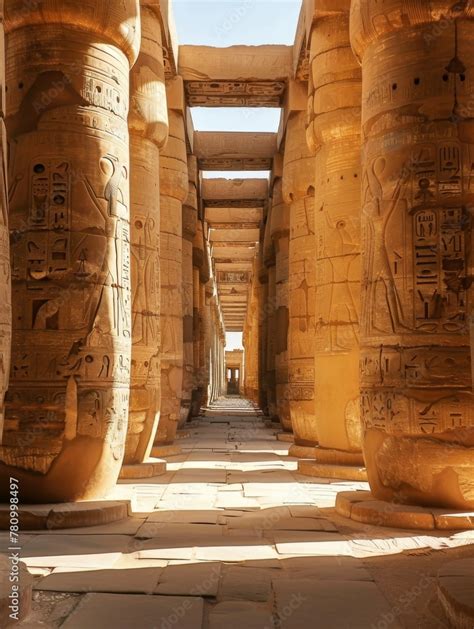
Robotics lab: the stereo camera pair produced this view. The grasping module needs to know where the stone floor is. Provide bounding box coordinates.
[4,397,474,628]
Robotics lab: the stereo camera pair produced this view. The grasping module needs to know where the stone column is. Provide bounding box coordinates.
[126,1,168,466]
[181,155,198,425]
[305,1,365,479]
[283,111,317,458]
[257,244,269,413]
[271,180,291,431]
[263,200,277,418]
[243,257,260,403]
[155,83,188,445]
[190,217,207,416]
[0,0,10,442]
[0,1,140,502]
[352,0,474,509]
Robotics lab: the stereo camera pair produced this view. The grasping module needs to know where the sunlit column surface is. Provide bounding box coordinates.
[307,0,364,466]
[0,0,140,501]
[283,110,317,451]
[126,0,168,464]
[352,0,474,508]
[156,87,188,444]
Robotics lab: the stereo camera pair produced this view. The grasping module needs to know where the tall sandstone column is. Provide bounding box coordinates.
[156,82,187,444]
[0,0,10,442]
[352,0,474,509]
[243,256,260,404]
[126,1,168,465]
[306,1,364,476]
[263,201,277,418]
[271,180,291,431]
[0,0,140,502]
[283,111,317,457]
[181,155,198,425]
[190,217,207,416]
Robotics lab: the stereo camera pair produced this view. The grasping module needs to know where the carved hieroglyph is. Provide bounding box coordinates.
[307,2,364,462]
[181,155,198,425]
[0,0,10,443]
[283,111,317,447]
[156,106,187,444]
[352,0,474,509]
[0,1,140,502]
[271,179,291,431]
[126,2,168,465]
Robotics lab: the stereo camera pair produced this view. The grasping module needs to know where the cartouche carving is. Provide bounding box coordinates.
[0,0,140,502]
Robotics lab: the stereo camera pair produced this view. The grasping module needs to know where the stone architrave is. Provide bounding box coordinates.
[0,1,140,502]
[283,111,317,456]
[306,1,364,472]
[0,1,10,443]
[271,180,291,431]
[352,0,474,509]
[156,94,188,445]
[126,1,168,465]
[181,155,198,425]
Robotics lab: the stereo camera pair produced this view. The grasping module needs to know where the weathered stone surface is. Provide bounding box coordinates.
[0,0,10,445]
[306,0,363,471]
[0,0,140,502]
[352,0,474,509]
[156,90,188,445]
[283,110,317,450]
[271,179,291,431]
[126,0,168,465]
[61,593,204,629]
[437,560,474,629]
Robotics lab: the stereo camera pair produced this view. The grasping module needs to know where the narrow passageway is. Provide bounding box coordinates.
[14,397,474,628]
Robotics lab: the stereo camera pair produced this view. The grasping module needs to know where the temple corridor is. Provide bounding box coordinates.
[1,0,474,626]
[6,397,474,628]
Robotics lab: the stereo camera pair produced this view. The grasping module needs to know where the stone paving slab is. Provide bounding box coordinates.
[155,562,222,597]
[61,593,205,629]
[35,567,162,594]
[273,579,403,628]
[21,535,133,569]
[209,601,274,629]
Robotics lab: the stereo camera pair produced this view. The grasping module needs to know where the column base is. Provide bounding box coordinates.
[298,460,368,481]
[151,444,182,457]
[119,458,167,479]
[437,560,474,628]
[336,491,474,531]
[0,500,131,531]
[276,432,294,443]
[288,444,316,459]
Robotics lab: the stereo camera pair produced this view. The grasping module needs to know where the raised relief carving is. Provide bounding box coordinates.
[0,1,139,502]
[307,5,363,462]
[352,0,474,509]
[126,2,168,465]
